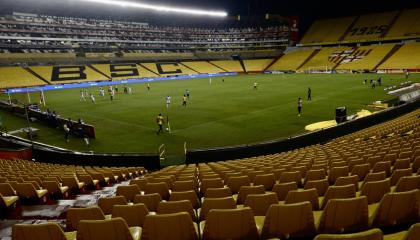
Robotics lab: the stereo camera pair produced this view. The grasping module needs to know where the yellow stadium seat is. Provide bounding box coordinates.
[300,16,356,44]
[12,222,75,240]
[97,196,128,215]
[181,61,224,74]
[201,207,259,240]
[141,212,199,240]
[77,217,140,240]
[261,202,316,239]
[0,67,45,88]
[268,49,315,71]
[314,228,383,240]
[209,60,243,72]
[243,59,273,72]
[112,203,149,227]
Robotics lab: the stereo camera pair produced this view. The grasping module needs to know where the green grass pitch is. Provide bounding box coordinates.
[0,73,415,164]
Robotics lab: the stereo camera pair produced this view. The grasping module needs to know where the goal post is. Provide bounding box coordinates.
[306,66,332,74]
[2,87,47,107]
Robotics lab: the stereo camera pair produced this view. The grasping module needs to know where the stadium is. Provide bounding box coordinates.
[0,0,419,239]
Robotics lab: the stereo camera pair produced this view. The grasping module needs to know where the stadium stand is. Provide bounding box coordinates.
[180,61,224,74]
[29,66,110,83]
[1,4,420,239]
[243,59,274,72]
[300,16,356,44]
[335,44,395,71]
[386,9,420,39]
[0,67,45,88]
[209,60,244,72]
[0,53,76,62]
[2,108,419,239]
[343,11,399,42]
[267,48,315,71]
[300,47,352,71]
[378,42,420,70]
[123,52,196,61]
[0,13,288,58]
[300,9,420,45]
[140,62,198,76]
[92,64,159,79]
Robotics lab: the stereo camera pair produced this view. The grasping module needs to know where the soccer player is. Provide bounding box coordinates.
[80,90,86,102]
[90,94,96,104]
[209,78,212,85]
[253,82,258,90]
[297,97,303,116]
[99,87,105,98]
[63,122,70,142]
[147,83,150,91]
[156,113,164,135]
[110,89,115,101]
[307,87,312,101]
[165,95,171,108]
[182,95,187,107]
[185,89,190,99]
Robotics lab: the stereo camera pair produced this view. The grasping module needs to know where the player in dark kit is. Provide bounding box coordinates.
[156,113,164,134]
[297,97,303,116]
[307,87,312,101]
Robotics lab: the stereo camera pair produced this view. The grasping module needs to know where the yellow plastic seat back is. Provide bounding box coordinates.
[244,192,278,216]
[199,197,236,221]
[313,228,383,240]
[371,189,420,228]
[253,174,275,191]
[226,176,250,194]
[261,202,316,239]
[116,185,140,202]
[112,203,149,227]
[202,207,258,240]
[77,218,134,240]
[98,196,128,215]
[141,212,198,240]
[133,193,162,212]
[157,200,196,222]
[66,207,105,231]
[12,223,67,240]
[318,196,369,234]
[236,185,265,204]
[272,182,298,200]
[360,179,390,204]
[285,188,320,210]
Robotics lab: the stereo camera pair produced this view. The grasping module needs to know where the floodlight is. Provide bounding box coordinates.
[77,0,228,17]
